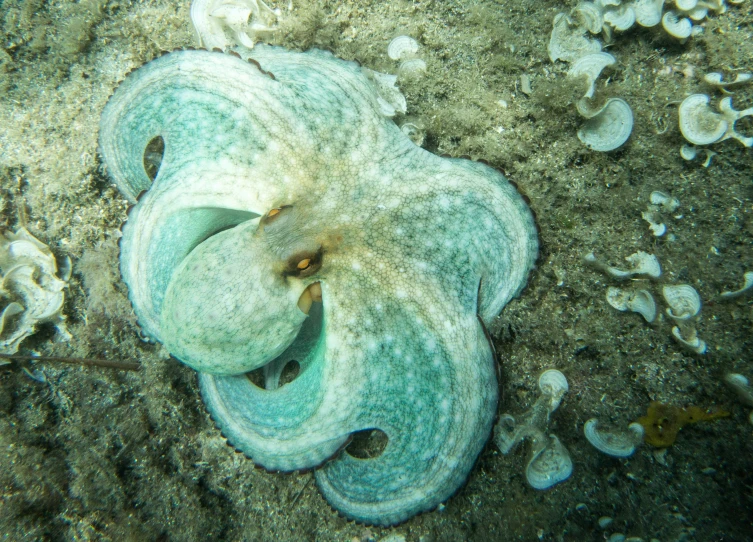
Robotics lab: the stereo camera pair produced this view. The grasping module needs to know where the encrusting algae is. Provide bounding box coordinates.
[636,402,730,448]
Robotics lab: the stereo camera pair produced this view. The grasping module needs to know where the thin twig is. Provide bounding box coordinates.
[290,476,313,508]
[0,354,141,371]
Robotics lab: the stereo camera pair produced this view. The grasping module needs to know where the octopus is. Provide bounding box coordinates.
[99,44,538,525]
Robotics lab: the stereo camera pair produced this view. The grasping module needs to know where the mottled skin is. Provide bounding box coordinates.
[99,45,538,526]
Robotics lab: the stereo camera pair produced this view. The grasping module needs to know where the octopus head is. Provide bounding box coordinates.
[160,205,323,376]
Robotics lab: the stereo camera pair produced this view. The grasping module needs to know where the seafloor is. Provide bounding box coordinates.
[0,0,751,540]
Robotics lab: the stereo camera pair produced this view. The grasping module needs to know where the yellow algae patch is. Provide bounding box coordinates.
[636,402,730,448]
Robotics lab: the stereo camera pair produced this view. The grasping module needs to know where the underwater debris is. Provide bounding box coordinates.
[548,12,601,63]
[670,325,707,354]
[525,434,572,490]
[663,284,707,354]
[605,287,657,323]
[678,94,727,145]
[400,121,425,147]
[191,0,281,50]
[567,52,616,99]
[549,0,746,152]
[576,97,634,152]
[362,68,408,117]
[703,71,753,89]
[724,374,753,425]
[584,418,645,457]
[723,373,753,408]
[679,94,753,148]
[679,144,717,167]
[661,10,692,41]
[397,58,427,80]
[635,402,729,447]
[641,209,666,237]
[0,353,140,371]
[649,191,680,214]
[663,284,701,321]
[494,370,573,490]
[586,250,712,354]
[584,251,662,280]
[548,12,633,152]
[641,190,681,237]
[387,35,427,82]
[719,271,753,299]
[387,36,420,61]
[0,228,70,357]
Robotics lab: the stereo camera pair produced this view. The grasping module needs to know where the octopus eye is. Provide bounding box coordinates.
[284,248,322,277]
[260,205,292,229]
